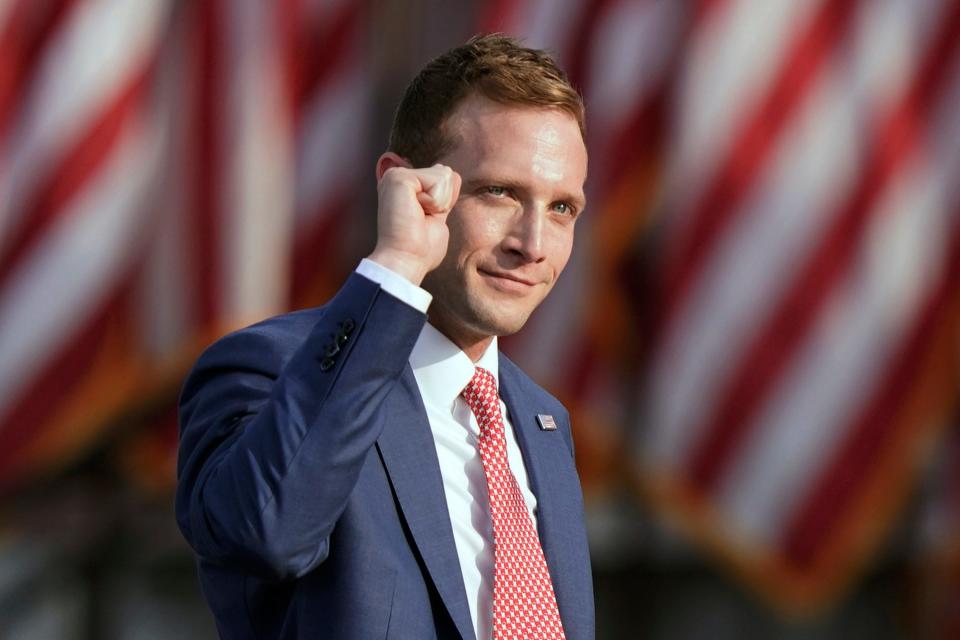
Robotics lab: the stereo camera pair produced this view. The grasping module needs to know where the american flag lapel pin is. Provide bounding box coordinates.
[536,414,558,431]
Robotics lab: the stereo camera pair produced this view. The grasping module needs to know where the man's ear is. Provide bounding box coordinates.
[376,152,412,181]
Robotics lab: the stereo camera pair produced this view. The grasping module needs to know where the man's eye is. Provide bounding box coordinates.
[485,186,507,197]
[553,202,574,216]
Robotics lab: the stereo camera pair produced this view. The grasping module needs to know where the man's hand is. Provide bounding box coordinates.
[368,163,461,286]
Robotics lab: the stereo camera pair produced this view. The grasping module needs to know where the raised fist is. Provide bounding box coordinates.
[368,154,462,285]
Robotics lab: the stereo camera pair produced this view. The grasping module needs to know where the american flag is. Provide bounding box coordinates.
[0,0,172,493]
[0,0,370,493]
[487,0,960,614]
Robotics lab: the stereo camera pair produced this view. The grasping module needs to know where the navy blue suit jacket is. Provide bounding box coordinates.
[175,273,594,639]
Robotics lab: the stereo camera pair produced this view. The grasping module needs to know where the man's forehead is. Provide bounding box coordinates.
[445,95,585,148]
[445,107,583,170]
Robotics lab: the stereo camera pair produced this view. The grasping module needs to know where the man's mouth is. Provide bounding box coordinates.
[478,268,539,292]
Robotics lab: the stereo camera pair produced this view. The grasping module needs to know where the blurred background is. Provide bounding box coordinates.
[1,0,959,637]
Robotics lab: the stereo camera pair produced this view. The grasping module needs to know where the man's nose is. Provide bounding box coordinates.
[504,206,546,263]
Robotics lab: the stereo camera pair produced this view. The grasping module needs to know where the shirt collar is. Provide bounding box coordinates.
[409,322,500,411]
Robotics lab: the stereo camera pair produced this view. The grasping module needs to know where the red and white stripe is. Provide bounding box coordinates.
[288,0,370,305]
[638,0,960,608]
[140,0,296,363]
[0,0,171,486]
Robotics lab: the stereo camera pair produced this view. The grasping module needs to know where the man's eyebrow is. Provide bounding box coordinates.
[462,176,524,190]
[565,192,588,210]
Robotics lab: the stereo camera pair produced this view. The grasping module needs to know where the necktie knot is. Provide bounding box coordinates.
[461,367,500,428]
[463,366,496,395]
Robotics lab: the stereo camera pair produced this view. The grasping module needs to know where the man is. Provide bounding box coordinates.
[176,35,593,639]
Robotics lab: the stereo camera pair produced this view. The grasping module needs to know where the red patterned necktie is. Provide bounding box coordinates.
[461,367,566,640]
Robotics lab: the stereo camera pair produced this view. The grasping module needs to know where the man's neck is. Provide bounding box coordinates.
[426,314,495,362]
[441,329,494,363]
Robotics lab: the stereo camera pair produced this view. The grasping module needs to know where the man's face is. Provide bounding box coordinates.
[422,95,588,349]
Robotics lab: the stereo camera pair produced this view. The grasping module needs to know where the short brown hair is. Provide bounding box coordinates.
[388,34,585,168]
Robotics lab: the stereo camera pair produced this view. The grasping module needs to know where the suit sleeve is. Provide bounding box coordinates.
[175,272,426,580]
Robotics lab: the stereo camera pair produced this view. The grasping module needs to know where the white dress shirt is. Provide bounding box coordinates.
[356,259,540,640]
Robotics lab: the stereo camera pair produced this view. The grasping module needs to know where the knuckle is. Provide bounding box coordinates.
[431,163,451,177]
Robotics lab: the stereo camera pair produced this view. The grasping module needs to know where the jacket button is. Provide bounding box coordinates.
[325,342,340,357]
[339,318,356,333]
[336,331,349,346]
[319,357,335,371]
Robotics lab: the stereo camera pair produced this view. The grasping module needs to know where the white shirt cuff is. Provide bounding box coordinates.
[357,258,433,313]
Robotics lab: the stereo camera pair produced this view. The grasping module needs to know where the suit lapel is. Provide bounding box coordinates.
[375,365,476,640]
[499,362,589,639]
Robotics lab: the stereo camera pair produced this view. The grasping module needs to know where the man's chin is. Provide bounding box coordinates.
[470,308,533,338]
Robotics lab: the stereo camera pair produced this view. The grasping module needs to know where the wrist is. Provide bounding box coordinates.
[366,248,429,285]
